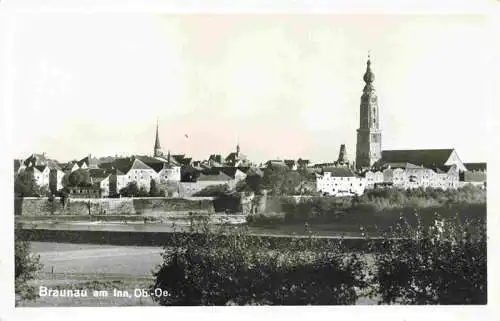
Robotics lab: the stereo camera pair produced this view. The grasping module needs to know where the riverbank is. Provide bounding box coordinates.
[19,242,377,307]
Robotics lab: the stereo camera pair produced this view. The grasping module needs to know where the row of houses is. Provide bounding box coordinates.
[14,152,260,198]
[316,149,486,196]
[15,147,486,199]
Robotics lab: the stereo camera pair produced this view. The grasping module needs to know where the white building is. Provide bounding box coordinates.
[90,169,112,197]
[364,163,460,190]
[158,165,181,182]
[33,165,51,189]
[316,167,366,197]
[49,167,65,192]
[109,169,129,196]
[110,157,157,192]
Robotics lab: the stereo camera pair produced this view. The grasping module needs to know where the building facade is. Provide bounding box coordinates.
[316,167,366,197]
[364,163,460,190]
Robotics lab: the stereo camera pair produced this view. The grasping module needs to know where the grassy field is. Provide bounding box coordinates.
[17,242,163,307]
[19,242,378,306]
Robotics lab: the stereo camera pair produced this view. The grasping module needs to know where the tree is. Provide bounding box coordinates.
[371,213,487,304]
[151,220,368,305]
[15,228,43,304]
[261,166,304,196]
[193,184,231,197]
[245,173,263,194]
[149,179,164,197]
[68,169,91,187]
[120,181,140,197]
[14,169,41,197]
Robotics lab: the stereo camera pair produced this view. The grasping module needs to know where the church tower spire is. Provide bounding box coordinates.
[355,54,382,170]
[154,118,162,157]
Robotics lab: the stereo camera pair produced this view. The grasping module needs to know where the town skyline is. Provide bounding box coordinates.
[8,14,492,163]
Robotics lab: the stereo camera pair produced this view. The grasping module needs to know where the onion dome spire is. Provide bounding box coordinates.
[363,52,375,84]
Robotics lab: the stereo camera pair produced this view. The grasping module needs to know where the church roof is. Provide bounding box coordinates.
[380,149,455,171]
[383,162,422,170]
[322,167,358,177]
[464,162,486,172]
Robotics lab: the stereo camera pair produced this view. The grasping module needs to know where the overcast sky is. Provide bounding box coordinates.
[5,13,494,163]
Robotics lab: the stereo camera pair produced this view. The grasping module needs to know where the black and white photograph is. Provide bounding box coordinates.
[1,1,498,320]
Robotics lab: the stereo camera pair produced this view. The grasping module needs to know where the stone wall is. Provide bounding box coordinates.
[241,194,314,215]
[14,197,215,216]
[17,227,387,251]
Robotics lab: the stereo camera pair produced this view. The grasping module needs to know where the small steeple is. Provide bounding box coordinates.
[337,144,348,165]
[154,118,162,157]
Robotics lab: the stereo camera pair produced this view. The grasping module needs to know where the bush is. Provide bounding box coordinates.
[282,197,353,223]
[68,169,92,187]
[356,186,486,212]
[119,182,149,197]
[151,221,367,305]
[149,179,165,197]
[15,228,43,304]
[246,212,286,226]
[370,213,486,304]
[193,184,231,197]
[14,170,41,197]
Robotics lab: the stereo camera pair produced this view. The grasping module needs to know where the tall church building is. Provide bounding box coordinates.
[356,56,382,170]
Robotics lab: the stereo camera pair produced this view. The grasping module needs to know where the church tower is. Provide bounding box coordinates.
[154,118,162,157]
[355,55,382,170]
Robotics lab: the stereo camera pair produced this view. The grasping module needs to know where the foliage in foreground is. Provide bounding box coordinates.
[15,229,43,304]
[370,213,487,304]
[152,211,487,305]
[151,221,367,305]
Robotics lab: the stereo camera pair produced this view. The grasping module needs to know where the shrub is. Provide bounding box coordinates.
[14,169,41,197]
[282,197,352,223]
[68,169,92,187]
[370,213,486,304]
[246,212,286,226]
[151,221,367,305]
[119,182,148,197]
[193,184,231,197]
[15,228,43,304]
[149,179,165,197]
[356,186,486,212]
